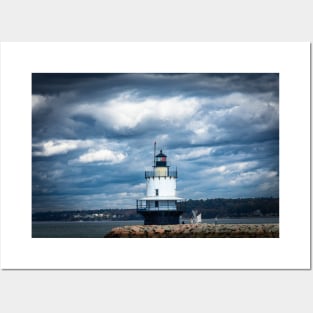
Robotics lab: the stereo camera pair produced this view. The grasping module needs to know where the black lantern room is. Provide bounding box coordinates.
[155,150,167,167]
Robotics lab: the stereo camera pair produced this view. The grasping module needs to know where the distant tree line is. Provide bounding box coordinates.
[180,198,279,219]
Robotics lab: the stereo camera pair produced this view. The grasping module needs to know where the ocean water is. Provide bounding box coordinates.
[32,217,279,238]
[32,220,144,238]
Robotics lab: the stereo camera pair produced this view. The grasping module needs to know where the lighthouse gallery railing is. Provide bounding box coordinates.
[137,199,186,211]
[145,170,177,178]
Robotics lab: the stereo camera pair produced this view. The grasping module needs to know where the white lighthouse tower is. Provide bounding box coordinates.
[137,144,184,225]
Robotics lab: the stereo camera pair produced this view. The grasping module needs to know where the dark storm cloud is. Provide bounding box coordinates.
[32,73,278,98]
[32,73,278,141]
[32,73,279,211]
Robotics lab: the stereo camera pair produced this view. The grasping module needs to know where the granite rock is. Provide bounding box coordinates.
[104,223,279,238]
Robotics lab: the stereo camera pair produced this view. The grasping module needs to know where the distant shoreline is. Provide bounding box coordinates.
[32,198,279,222]
[32,216,279,223]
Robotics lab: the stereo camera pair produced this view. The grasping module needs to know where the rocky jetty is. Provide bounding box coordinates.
[104,223,279,238]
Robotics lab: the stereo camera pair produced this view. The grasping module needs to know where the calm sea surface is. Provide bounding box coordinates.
[32,217,279,238]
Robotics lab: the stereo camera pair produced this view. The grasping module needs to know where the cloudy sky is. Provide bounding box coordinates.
[32,73,279,212]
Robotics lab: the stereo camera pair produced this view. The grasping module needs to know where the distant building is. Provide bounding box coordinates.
[136,144,184,225]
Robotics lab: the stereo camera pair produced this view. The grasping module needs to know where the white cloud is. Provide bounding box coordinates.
[185,92,279,144]
[32,140,93,156]
[204,161,259,175]
[32,95,48,112]
[74,93,201,130]
[175,147,213,160]
[77,149,126,164]
[33,139,127,165]
[227,170,278,187]
[214,93,278,127]
[32,138,126,158]
[130,183,146,191]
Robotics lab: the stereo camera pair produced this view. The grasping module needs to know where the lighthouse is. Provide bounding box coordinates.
[136,144,184,225]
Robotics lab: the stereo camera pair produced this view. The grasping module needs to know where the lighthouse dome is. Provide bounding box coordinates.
[156,150,166,158]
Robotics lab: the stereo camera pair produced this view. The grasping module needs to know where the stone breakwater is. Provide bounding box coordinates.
[105,223,279,238]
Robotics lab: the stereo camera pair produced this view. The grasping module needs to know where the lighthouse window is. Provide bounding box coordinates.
[156,156,166,162]
[155,189,159,196]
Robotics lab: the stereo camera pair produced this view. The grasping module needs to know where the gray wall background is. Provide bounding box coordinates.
[0,1,312,313]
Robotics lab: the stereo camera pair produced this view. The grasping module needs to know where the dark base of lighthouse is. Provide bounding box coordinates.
[138,210,183,225]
